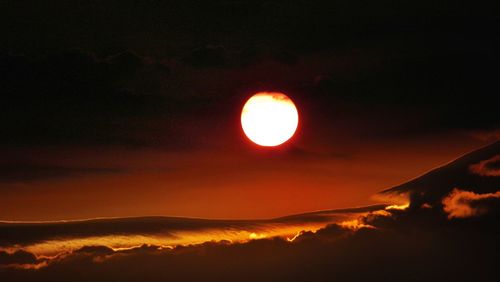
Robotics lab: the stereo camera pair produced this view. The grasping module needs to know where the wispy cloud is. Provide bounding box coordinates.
[469,155,500,177]
[442,188,500,219]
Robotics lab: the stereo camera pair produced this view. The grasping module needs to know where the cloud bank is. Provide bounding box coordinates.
[1,204,499,282]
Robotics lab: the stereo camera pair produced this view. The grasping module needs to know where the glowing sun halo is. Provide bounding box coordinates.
[241,92,299,147]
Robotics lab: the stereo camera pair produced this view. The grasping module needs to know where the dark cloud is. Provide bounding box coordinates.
[0,50,215,148]
[486,159,500,170]
[0,164,125,184]
[72,245,115,256]
[183,45,227,68]
[275,205,385,224]
[0,250,38,266]
[0,217,186,247]
[0,49,158,99]
[303,52,499,137]
[106,50,144,76]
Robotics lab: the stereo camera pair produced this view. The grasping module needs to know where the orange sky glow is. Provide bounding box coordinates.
[0,134,485,221]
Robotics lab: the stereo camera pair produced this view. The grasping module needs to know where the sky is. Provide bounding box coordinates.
[1,2,500,282]
[1,0,499,221]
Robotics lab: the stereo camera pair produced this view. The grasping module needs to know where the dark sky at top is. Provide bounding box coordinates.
[0,0,498,220]
[1,0,497,146]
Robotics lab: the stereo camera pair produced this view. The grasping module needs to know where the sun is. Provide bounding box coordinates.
[241,92,299,147]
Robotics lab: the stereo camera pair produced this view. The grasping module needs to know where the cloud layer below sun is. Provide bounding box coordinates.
[0,205,383,258]
[1,141,498,282]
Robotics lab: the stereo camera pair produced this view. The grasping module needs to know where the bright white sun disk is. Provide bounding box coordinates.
[241,92,299,147]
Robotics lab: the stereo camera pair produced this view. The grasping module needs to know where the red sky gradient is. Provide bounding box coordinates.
[1,1,497,222]
[0,132,488,221]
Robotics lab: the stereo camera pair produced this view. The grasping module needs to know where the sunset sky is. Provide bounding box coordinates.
[0,135,490,220]
[1,2,499,282]
[1,1,498,221]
